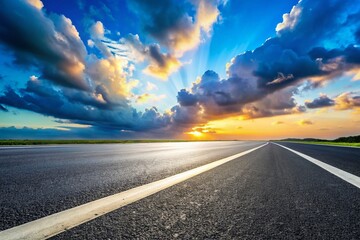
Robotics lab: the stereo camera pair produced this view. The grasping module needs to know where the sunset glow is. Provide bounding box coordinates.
[0,0,359,140]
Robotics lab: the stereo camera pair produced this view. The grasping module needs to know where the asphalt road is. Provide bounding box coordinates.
[0,141,359,239]
[0,141,263,231]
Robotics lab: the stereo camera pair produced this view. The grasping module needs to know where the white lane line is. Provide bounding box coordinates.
[0,142,268,240]
[283,141,360,149]
[273,142,360,189]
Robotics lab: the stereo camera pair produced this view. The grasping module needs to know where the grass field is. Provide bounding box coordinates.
[284,141,360,148]
[0,139,214,145]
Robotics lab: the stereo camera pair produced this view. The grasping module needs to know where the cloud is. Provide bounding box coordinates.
[276,5,302,32]
[266,73,294,86]
[136,93,166,104]
[0,126,173,140]
[0,0,88,90]
[174,70,305,122]
[177,89,198,106]
[170,0,360,127]
[88,21,109,56]
[86,55,138,101]
[0,104,8,112]
[305,94,335,109]
[0,2,175,135]
[123,34,182,79]
[1,0,360,138]
[272,121,284,125]
[90,21,105,39]
[146,82,158,91]
[334,92,360,110]
[142,44,182,79]
[0,78,171,132]
[128,0,219,55]
[27,0,44,9]
[297,119,314,126]
[190,126,217,134]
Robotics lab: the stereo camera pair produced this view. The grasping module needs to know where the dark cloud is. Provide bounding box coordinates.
[276,0,354,53]
[177,89,198,106]
[0,78,171,132]
[127,0,194,50]
[123,34,181,79]
[305,95,335,109]
[0,125,181,140]
[0,1,88,90]
[0,104,8,112]
[171,0,360,125]
[164,0,360,128]
[228,0,360,90]
[127,0,219,54]
[1,0,360,139]
[0,126,138,140]
[174,70,305,122]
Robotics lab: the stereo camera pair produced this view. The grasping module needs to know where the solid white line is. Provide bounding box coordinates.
[273,142,360,189]
[282,141,360,149]
[0,142,268,240]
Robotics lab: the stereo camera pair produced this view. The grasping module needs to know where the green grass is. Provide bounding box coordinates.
[0,139,217,145]
[283,141,360,147]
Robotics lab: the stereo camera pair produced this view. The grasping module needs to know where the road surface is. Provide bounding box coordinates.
[0,141,359,239]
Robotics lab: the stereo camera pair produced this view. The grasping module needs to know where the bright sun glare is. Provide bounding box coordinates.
[188,131,203,137]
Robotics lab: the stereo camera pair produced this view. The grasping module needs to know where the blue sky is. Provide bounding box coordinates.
[0,0,359,139]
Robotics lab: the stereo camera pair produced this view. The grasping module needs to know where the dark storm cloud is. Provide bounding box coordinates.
[305,95,335,109]
[0,0,88,90]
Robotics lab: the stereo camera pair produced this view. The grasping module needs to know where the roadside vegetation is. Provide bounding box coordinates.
[280,135,360,147]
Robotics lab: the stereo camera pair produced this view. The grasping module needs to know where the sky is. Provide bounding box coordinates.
[0,0,360,140]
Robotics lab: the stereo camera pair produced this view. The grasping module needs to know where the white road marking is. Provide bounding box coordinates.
[0,142,268,240]
[283,142,360,149]
[273,142,360,189]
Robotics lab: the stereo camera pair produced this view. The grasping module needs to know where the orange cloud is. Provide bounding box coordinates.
[171,0,219,55]
[27,0,44,9]
[136,93,166,104]
[143,54,181,80]
[334,92,360,110]
[297,119,314,126]
[87,56,138,99]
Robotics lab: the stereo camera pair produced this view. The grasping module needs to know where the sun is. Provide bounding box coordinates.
[188,131,203,138]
